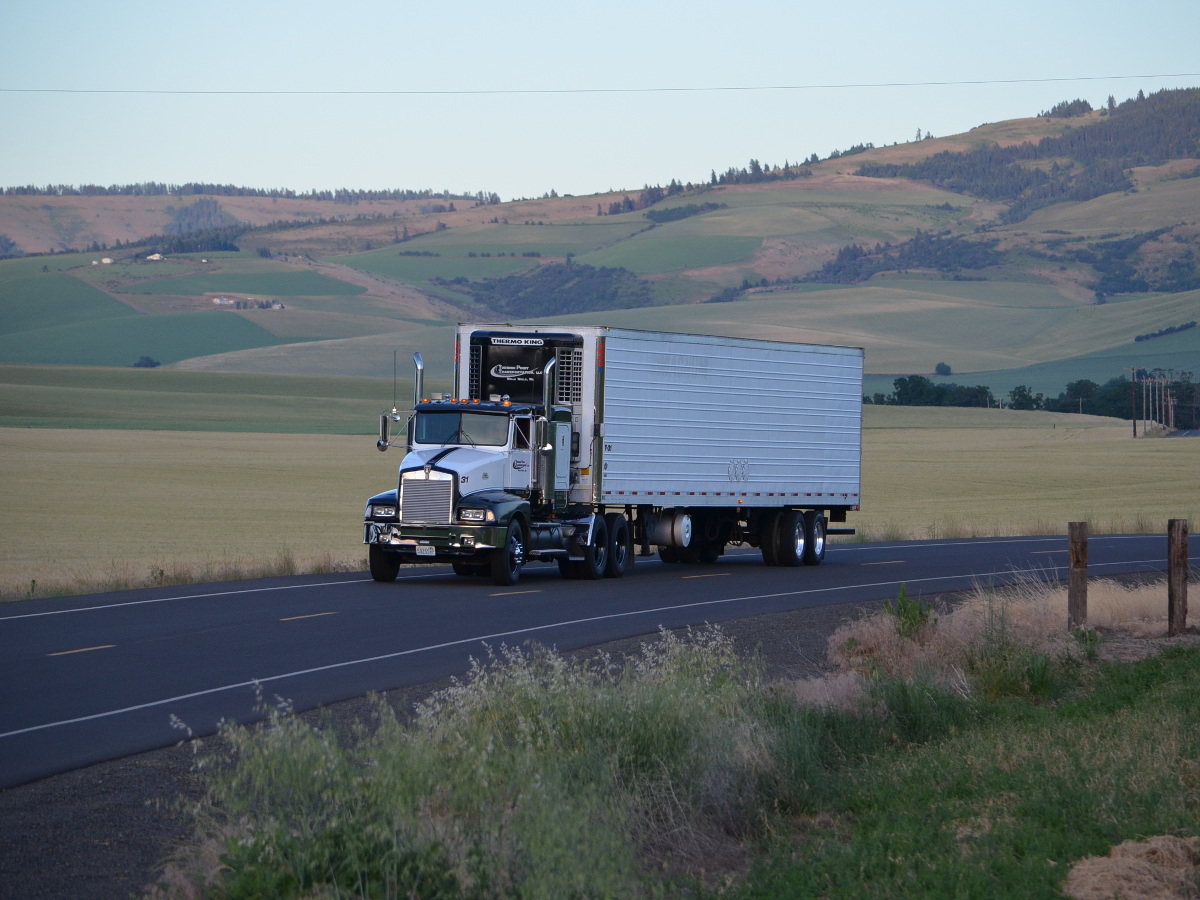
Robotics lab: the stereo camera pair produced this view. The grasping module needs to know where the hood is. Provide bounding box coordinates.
[399,446,509,497]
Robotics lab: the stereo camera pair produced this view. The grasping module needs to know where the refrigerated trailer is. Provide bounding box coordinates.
[364,324,862,585]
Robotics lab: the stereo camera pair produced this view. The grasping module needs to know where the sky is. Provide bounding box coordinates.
[3,0,1198,202]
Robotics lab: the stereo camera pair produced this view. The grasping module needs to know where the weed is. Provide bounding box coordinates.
[885,584,936,639]
[1073,626,1102,662]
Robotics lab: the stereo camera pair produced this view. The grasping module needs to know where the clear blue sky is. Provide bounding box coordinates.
[3,0,1197,201]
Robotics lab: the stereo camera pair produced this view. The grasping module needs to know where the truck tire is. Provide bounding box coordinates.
[760,512,780,566]
[369,545,401,582]
[579,516,609,580]
[491,520,525,586]
[604,513,633,577]
[803,510,827,566]
[453,562,488,577]
[775,510,806,567]
[658,546,679,563]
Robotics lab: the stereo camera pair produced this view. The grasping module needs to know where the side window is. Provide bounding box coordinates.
[513,417,533,450]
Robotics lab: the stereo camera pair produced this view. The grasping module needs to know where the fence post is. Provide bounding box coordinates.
[1168,519,1189,637]
[1068,521,1088,630]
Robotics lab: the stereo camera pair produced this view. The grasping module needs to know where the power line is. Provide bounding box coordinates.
[2,73,1198,97]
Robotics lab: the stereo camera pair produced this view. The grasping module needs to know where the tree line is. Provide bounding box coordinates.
[431,260,654,317]
[802,230,1006,283]
[869,372,1198,428]
[855,88,1200,223]
[1,182,493,204]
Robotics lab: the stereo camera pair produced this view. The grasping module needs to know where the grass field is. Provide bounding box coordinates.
[2,406,1194,601]
[0,364,403,431]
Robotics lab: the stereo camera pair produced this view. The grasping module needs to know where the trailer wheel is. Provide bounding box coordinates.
[579,516,609,580]
[490,519,525,586]
[803,511,826,566]
[369,545,401,583]
[760,512,780,566]
[775,510,806,567]
[604,513,633,577]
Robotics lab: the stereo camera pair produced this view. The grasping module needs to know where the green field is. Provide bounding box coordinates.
[0,364,401,431]
[3,405,1194,601]
[3,111,1200,396]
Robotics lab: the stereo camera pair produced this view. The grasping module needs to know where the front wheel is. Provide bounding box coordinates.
[369,545,400,583]
[491,520,525,586]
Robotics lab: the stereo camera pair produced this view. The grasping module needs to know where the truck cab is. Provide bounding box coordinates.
[364,390,578,586]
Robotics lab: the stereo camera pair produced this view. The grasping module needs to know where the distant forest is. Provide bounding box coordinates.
[856,88,1200,223]
[870,372,1199,427]
[801,230,1006,284]
[1,182,498,204]
[433,261,654,318]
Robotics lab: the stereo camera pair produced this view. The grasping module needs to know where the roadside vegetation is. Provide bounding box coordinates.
[149,577,1199,898]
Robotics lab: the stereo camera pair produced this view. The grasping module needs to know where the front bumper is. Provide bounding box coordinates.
[363,522,501,561]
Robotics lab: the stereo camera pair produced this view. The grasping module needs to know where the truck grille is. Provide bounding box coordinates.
[400,475,454,524]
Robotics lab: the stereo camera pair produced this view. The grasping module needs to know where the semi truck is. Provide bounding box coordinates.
[364,324,863,586]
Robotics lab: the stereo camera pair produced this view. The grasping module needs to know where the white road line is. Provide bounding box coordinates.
[47,644,115,657]
[0,555,1169,742]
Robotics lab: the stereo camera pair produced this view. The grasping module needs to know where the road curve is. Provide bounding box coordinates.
[0,534,1189,789]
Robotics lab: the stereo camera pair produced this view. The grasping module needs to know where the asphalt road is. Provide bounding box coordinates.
[0,534,1188,789]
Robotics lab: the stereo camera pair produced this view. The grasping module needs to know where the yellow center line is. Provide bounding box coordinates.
[48,644,115,657]
[491,590,541,597]
[280,612,338,622]
[683,572,731,579]
[860,560,905,566]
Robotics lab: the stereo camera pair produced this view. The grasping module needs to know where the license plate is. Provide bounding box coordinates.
[415,544,436,557]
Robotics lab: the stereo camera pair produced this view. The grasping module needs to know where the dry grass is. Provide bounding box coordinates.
[1063,836,1200,900]
[788,576,1198,710]
[0,428,382,601]
[1,409,1195,602]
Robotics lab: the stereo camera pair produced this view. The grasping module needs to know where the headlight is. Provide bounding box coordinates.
[369,505,398,519]
[459,508,494,523]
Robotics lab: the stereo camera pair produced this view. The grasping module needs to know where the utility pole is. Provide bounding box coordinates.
[1125,368,1138,437]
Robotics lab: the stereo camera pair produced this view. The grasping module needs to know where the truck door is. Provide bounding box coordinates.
[509,416,534,494]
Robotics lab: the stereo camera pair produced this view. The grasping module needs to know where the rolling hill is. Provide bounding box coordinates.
[2,87,1197,415]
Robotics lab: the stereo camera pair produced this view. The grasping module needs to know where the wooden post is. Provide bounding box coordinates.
[1068,521,1088,629]
[1168,519,1189,637]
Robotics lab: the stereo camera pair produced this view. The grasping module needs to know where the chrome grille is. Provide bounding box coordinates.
[400,475,454,523]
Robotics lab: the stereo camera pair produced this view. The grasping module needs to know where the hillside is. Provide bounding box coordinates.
[1,87,1197,409]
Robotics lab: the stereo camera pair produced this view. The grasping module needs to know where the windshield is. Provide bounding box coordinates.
[413,411,510,447]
